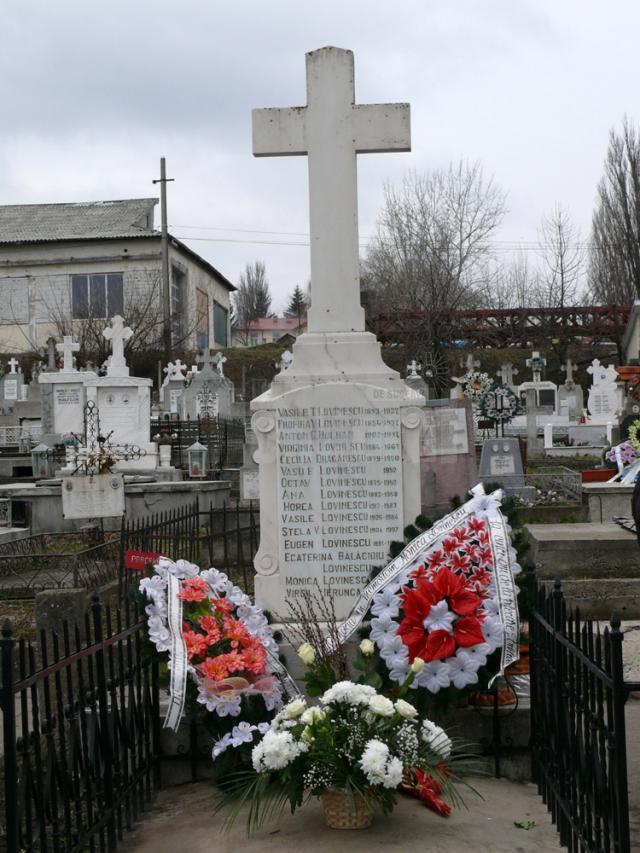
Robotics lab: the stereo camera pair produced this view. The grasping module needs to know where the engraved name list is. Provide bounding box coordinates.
[277,403,404,603]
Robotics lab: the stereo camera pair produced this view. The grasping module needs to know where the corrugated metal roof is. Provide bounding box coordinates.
[0,198,158,243]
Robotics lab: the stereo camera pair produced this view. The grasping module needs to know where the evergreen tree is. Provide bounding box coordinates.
[285,284,307,319]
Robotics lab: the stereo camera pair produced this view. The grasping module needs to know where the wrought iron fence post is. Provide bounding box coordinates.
[92,594,117,851]
[1,619,18,853]
[609,613,632,853]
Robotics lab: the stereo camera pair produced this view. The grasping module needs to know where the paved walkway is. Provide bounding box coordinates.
[120,777,562,853]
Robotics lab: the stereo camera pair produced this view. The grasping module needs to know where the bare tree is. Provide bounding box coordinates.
[232,261,273,343]
[478,252,539,310]
[535,205,584,309]
[589,117,640,304]
[364,163,506,315]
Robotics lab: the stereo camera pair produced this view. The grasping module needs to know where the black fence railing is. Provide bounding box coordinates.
[0,531,121,599]
[1,596,160,853]
[119,500,259,597]
[530,575,640,853]
[151,416,245,470]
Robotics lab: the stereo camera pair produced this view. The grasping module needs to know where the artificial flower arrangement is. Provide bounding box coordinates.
[479,383,522,425]
[215,666,466,831]
[606,439,639,466]
[139,558,286,774]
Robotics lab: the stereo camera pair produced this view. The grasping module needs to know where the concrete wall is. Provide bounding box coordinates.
[0,237,232,353]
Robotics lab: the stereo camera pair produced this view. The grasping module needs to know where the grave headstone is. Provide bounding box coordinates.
[587,358,620,424]
[557,356,584,421]
[478,436,535,500]
[250,46,422,619]
[162,360,188,417]
[420,398,477,511]
[404,360,430,400]
[183,349,233,419]
[239,427,261,502]
[38,336,95,439]
[1,358,23,413]
[497,362,518,389]
[83,318,156,470]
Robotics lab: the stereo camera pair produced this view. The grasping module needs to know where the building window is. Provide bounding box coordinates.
[249,333,258,347]
[196,288,209,350]
[71,273,123,319]
[171,265,187,339]
[213,301,228,347]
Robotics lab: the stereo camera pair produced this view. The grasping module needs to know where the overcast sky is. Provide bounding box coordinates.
[0,1,637,311]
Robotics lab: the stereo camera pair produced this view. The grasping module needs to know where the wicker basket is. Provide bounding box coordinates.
[320,790,373,829]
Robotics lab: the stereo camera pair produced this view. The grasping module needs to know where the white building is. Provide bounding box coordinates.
[0,198,235,353]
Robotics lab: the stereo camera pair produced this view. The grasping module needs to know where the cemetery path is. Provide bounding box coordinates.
[120,777,562,852]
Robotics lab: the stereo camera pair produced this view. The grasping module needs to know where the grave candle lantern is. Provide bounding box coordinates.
[187,441,208,479]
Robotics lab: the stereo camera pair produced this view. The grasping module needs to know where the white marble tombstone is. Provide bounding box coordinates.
[586,359,620,425]
[84,317,156,470]
[557,357,584,421]
[250,47,422,620]
[183,351,233,419]
[38,337,95,438]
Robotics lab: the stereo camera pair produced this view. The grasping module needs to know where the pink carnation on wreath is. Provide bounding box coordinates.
[140,560,284,718]
[370,517,508,692]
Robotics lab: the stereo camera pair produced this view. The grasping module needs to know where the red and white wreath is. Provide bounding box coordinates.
[370,517,516,692]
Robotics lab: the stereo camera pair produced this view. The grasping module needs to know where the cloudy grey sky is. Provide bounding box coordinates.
[0,1,636,311]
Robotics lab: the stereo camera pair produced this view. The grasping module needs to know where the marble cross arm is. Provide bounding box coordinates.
[252,107,307,156]
[352,103,410,153]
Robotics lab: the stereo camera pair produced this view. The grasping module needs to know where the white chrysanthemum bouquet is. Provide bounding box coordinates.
[215,674,463,831]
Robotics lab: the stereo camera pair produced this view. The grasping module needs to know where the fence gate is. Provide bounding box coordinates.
[1,597,160,853]
[530,577,639,852]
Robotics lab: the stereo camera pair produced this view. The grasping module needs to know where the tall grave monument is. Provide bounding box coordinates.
[250,47,423,618]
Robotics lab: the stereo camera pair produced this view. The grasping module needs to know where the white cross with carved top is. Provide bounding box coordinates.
[102,315,132,371]
[526,351,546,383]
[497,362,518,386]
[406,360,421,378]
[6,357,19,374]
[253,46,410,334]
[55,336,79,372]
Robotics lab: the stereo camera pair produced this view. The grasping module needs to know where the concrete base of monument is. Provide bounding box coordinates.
[583,481,635,522]
[0,478,231,534]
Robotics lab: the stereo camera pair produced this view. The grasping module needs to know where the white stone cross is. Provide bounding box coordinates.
[6,357,19,374]
[526,351,546,383]
[253,47,410,334]
[561,357,577,385]
[464,353,480,372]
[172,359,188,380]
[214,352,227,377]
[162,361,175,387]
[586,358,618,386]
[497,362,518,386]
[406,360,421,379]
[102,315,133,377]
[55,336,79,373]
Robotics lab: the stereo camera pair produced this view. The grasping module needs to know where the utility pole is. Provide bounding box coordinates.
[152,157,174,366]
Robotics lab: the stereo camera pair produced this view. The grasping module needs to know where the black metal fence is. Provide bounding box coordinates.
[1,596,160,853]
[530,576,640,853]
[151,416,245,470]
[0,532,121,599]
[119,500,259,597]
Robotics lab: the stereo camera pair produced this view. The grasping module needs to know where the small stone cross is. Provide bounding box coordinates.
[214,352,227,377]
[526,351,546,383]
[55,336,79,373]
[586,358,618,386]
[463,353,480,372]
[497,362,518,386]
[172,359,188,380]
[406,360,421,379]
[102,315,133,376]
[561,358,576,386]
[253,47,410,335]
[7,357,19,374]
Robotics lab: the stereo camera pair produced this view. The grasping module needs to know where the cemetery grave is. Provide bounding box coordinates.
[2,40,640,853]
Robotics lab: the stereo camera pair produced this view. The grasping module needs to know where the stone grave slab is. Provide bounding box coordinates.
[420,398,477,510]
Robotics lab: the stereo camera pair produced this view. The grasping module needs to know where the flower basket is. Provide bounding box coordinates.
[320,790,373,830]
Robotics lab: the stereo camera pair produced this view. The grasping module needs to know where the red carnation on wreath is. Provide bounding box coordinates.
[398,567,486,663]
